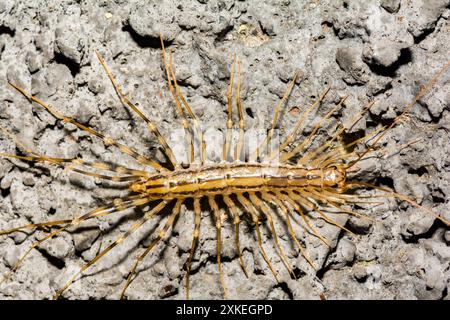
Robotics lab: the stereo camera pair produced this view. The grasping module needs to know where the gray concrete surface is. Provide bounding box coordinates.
[0,0,449,300]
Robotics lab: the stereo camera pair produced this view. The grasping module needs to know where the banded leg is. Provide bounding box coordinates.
[53,200,168,299]
[248,192,295,278]
[281,95,348,162]
[185,197,202,300]
[0,195,150,285]
[168,53,207,165]
[261,192,317,270]
[95,52,179,170]
[236,194,279,282]
[223,55,237,162]
[120,199,183,299]
[290,191,354,235]
[276,192,331,247]
[160,37,195,164]
[265,87,331,162]
[8,83,165,172]
[208,196,228,299]
[222,195,249,278]
[301,101,375,167]
[0,153,145,183]
[234,58,245,162]
[251,72,299,162]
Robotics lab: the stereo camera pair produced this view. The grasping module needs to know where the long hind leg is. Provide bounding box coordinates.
[208,196,228,298]
[275,192,331,247]
[120,199,183,299]
[0,195,150,285]
[95,52,179,170]
[8,83,165,172]
[236,194,279,282]
[185,197,202,300]
[53,200,168,299]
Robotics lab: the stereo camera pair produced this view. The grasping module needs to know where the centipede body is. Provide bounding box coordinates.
[1,9,450,300]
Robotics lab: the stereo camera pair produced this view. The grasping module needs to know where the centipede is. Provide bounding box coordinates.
[0,35,449,300]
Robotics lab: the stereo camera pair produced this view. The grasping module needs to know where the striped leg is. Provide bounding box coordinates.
[8,83,165,172]
[222,195,249,278]
[251,72,299,162]
[0,123,151,180]
[168,53,207,165]
[265,87,331,162]
[236,194,279,282]
[160,37,195,164]
[234,58,245,162]
[185,197,202,300]
[223,55,237,162]
[281,95,348,162]
[120,199,183,299]
[248,192,295,278]
[95,52,179,170]
[276,192,331,247]
[0,195,150,285]
[261,192,317,271]
[53,200,168,299]
[208,196,228,299]
[290,191,355,235]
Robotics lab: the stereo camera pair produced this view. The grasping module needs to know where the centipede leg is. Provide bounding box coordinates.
[251,72,299,162]
[248,192,295,278]
[160,37,195,164]
[53,200,168,299]
[185,197,202,300]
[208,196,228,299]
[234,58,245,162]
[0,195,150,286]
[236,194,279,282]
[261,192,317,271]
[95,52,179,170]
[223,195,249,278]
[223,55,236,162]
[8,83,165,172]
[120,199,183,299]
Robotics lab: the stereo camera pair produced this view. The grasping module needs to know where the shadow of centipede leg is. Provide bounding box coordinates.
[185,197,202,300]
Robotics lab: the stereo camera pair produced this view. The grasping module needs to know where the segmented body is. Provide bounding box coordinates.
[0,35,449,300]
[131,163,346,198]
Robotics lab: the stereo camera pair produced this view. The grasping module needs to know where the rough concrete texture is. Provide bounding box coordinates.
[0,0,449,300]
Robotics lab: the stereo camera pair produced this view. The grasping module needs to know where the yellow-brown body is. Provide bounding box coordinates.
[130,163,346,199]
